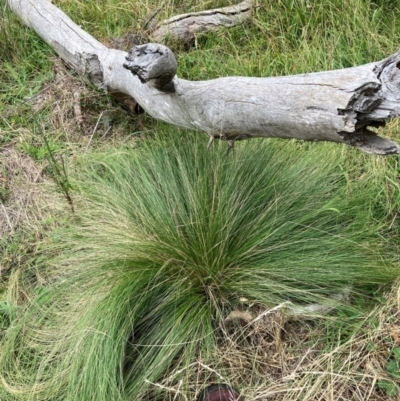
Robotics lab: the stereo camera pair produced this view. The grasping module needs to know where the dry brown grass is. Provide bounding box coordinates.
[0,149,66,285]
[0,56,143,281]
[26,58,111,138]
[0,61,81,277]
[144,283,400,401]
[0,55,140,239]
[21,57,143,147]
[0,148,62,240]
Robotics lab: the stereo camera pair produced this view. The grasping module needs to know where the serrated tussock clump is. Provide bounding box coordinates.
[0,136,397,401]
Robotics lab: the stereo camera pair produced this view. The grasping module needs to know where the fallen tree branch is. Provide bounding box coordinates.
[7,0,400,155]
[150,0,253,42]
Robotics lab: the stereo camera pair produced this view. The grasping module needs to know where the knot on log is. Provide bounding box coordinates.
[123,43,177,92]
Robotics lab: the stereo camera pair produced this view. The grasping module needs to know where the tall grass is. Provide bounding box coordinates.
[0,135,397,401]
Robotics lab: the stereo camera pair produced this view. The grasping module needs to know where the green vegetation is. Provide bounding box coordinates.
[0,136,398,401]
[1,0,400,400]
[377,346,400,396]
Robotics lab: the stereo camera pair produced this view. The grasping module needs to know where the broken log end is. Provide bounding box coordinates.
[123,43,177,92]
[349,131,400,155]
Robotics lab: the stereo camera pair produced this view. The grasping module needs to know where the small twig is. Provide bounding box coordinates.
[226,139,235,156]
[144,379,181,395]
[287,287,352,317]
[207,136,215,149]
[85,111,103,153]
[143,6,162,32]
[251,302,292,324]
[197,362,226,382]
[98,125,112,142]
[173,380,182,401]
[73,90,83,128]
[1,204,14,232]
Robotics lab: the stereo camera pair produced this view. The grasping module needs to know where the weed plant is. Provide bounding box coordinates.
[0,135,398,401]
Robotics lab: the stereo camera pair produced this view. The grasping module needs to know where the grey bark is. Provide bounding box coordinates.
[7,0,400,155]
[150,0,253,42]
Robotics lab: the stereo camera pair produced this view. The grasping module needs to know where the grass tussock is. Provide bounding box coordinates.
[0,136,398,401]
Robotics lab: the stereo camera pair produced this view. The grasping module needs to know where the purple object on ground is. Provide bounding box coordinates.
[197,384,242,401]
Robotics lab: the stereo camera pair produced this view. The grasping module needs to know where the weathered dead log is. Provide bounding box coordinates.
[7,0,400,155]
[150,0,253,42]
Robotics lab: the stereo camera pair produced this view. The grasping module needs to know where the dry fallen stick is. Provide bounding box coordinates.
[7,0,400,155]
[150,0,253,42]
